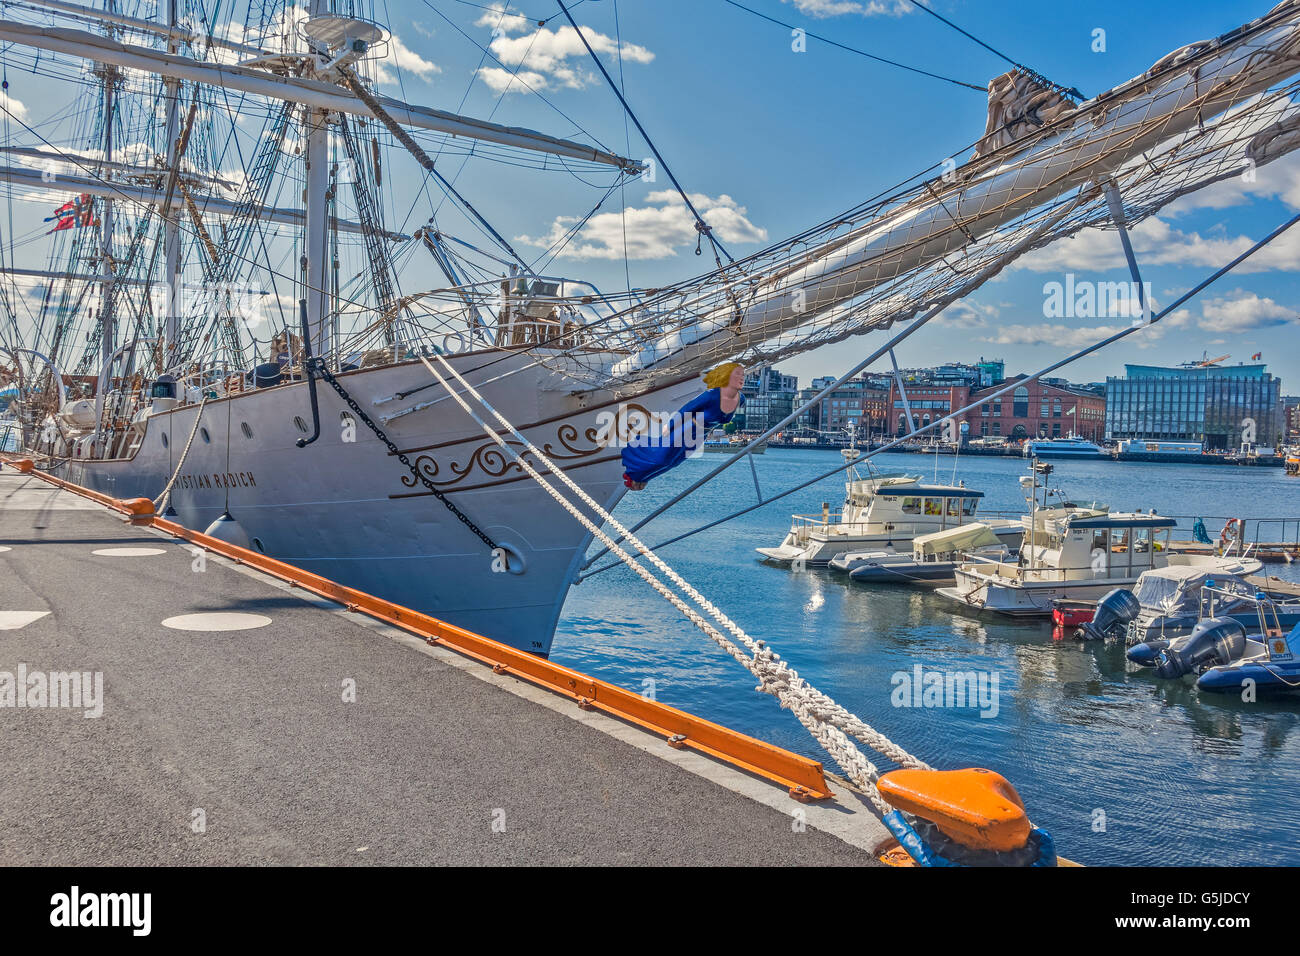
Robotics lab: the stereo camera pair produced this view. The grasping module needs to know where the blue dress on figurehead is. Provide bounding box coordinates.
[621,388,745,486]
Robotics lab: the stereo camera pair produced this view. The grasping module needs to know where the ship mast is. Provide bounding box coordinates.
[93,0,117,451]
[161,0,180,369]
[303,0,331,360]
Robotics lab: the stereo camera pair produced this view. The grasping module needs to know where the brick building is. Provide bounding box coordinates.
[961,375,1106,442]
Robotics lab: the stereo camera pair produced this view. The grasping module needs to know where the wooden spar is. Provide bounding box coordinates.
[0,19,645,172]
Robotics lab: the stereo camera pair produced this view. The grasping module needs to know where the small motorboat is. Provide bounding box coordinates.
[833,523,1012,587]
[1123,566,1300,644]
[1127,592,1300,694]
[1195,622,1300,693]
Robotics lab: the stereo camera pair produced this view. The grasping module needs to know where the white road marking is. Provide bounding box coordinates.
[0,611,51,630]
[92,547,167,557]
[161,612,272,632]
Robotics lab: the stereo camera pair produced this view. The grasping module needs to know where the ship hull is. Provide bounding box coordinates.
[52,352,698,656]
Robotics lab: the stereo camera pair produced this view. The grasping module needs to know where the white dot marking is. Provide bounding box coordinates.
[162,613,272,632]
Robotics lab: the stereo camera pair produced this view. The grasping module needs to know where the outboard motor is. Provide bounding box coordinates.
[1153,617,1247,680]
[1126,639,1172,666]
[1076,588,1141,641]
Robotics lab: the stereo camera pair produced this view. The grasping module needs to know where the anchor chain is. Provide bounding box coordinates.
[307,359,500,554]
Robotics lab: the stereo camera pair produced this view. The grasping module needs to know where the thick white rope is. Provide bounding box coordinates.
[152,396,209,512]
[419,353,931,807]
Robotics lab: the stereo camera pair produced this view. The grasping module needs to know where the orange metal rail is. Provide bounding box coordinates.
[3,457,833,801]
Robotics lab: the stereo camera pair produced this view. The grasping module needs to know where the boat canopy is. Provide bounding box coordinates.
[1067,514,1177,530]
[914,523,1002,556]
[1133,567,1252,614]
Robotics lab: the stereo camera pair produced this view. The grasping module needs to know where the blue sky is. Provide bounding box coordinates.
[4,0,1299,390]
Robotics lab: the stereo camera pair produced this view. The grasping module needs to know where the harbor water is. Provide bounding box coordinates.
[552,449,1300,867]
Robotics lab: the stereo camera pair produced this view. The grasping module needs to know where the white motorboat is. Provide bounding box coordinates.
[938,511,1263,617]
[757,453,1021,567]
[1022,434,1105,459]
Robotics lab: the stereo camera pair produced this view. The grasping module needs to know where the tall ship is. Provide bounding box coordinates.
[5,0,1300,656]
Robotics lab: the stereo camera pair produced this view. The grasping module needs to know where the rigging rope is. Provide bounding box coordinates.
[720,0,988,93]
[415,347,931,812]
[554,0,734,265]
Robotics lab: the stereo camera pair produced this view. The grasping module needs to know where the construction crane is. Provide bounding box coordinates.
[1196,352,1230,367]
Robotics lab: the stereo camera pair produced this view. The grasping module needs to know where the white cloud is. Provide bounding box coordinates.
[0,90,27,121]
[477,67,549,95]
[782,0,912,17]
[516,190,767,259]
[1014,215,1300,274]
[934,300,997,329]
[475,4,536,35]
[374,34,441,84]
[1198,290,1295,333]
[473,10,653,94]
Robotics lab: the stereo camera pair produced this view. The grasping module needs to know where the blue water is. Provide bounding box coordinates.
[551,450,1300,866]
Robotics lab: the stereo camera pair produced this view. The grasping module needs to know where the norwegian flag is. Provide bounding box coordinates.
[44,193,95,233]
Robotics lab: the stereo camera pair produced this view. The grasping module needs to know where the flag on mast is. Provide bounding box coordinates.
[1251,352,1262,360]
[44,193,95,233]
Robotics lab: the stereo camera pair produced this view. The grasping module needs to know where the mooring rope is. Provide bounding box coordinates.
[417,351,930,810]
[152,395,209,513]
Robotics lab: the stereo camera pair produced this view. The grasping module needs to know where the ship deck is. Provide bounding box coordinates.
[0,467,887,865]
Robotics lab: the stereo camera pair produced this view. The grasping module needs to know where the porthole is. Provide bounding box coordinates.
[241,422,253,440]
[293,416,309,434]
[200,427,211,444]
[161,433,169,449]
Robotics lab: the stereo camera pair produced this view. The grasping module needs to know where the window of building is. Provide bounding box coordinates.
[1013,386,1028,417]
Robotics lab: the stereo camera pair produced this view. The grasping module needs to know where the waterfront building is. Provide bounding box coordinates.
[741,367,799,434]
[960,376,1106,442]
[1105,362,1283,450]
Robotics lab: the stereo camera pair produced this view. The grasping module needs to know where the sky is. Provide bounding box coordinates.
[2,0,1299,391]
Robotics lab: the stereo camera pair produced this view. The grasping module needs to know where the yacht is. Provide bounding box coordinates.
[1022,434,1105,459]
[938,511,1263,617]
[757,452,1021,567]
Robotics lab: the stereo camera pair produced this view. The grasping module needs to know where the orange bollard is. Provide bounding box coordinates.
[878,767,1032,853]
[119,497,157,525]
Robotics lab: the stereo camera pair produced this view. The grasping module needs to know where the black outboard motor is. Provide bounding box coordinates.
[1076,588,1141,641]
[1126,639,1172,666]
[1153,617,1247,679]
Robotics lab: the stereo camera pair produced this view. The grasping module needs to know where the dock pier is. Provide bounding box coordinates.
[0,463,890,866]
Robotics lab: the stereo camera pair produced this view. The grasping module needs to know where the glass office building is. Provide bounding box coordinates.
[1105,363,1283,449]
